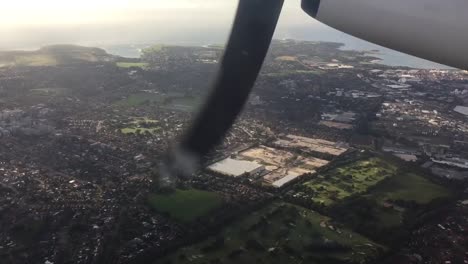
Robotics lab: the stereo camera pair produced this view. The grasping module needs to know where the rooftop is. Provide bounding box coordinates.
[272,173,300,188]
[208,158,264,177]
[454,106,468,116]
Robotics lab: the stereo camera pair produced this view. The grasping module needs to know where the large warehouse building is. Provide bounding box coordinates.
[208,158,264,177]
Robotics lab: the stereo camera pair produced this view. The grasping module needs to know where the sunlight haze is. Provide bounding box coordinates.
[0,0,322,49]
[0,0,309,26]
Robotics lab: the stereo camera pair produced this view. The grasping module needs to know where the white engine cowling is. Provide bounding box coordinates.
[302,0,468,70]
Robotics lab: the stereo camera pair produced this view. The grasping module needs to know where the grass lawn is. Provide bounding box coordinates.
[300,158,397,206]
[142,44,165,54]
[123,93,164,106]
[148,189,223,222]
[116,62,149,69]
[121,127,160,135]
[1,54,54,66]
[163,96,201,111]
[127,93,150,106]
[157,202,385,264]
[327,172,452,244]
[371,173,451,205]
[116,92,200,112]
[121,117,161,135]
[375,208,402,227]
[15,54,57,66]
[206,44,225,49]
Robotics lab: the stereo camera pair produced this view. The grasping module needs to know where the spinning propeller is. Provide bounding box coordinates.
[161,0,468,183]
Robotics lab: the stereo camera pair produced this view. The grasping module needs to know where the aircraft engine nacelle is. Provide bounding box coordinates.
[302,0,468,70]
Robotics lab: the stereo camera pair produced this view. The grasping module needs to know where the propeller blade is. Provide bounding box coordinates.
[160,0,284,183]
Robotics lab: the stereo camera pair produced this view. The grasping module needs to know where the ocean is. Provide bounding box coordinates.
[1,24,452,69]
[101,25,452,70]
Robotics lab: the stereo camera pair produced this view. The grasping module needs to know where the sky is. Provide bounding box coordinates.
[0,0,311,26]
[0,0,321,48]
[0,0,449,68]
[0,0,238,26]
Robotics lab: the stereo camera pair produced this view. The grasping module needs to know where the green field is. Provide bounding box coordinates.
[120,117,161,135]
[122,93,164,106]
[142,44,165,54]
[329,172,452,243]
[117,92,201,111]
[330,194,402,231]
[0,45,113,66]
[163,96,201,111]
[158,203,385,264]
[371,173,451,205]
[298,158,397,206]
[116,62,149,69]
[14,54,57,66]
[148,189,223,222]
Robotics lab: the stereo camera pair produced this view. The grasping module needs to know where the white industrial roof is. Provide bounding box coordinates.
[272,173,300,188]
[454,106,468,116]
[208,158,263,177]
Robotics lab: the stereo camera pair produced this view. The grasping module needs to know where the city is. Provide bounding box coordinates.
[1,40,467,264]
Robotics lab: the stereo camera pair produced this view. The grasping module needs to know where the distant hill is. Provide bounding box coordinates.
[0,45,116,67]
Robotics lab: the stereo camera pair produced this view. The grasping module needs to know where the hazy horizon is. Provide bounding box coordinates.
[0,0,318,49]
[0,0,450,69]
